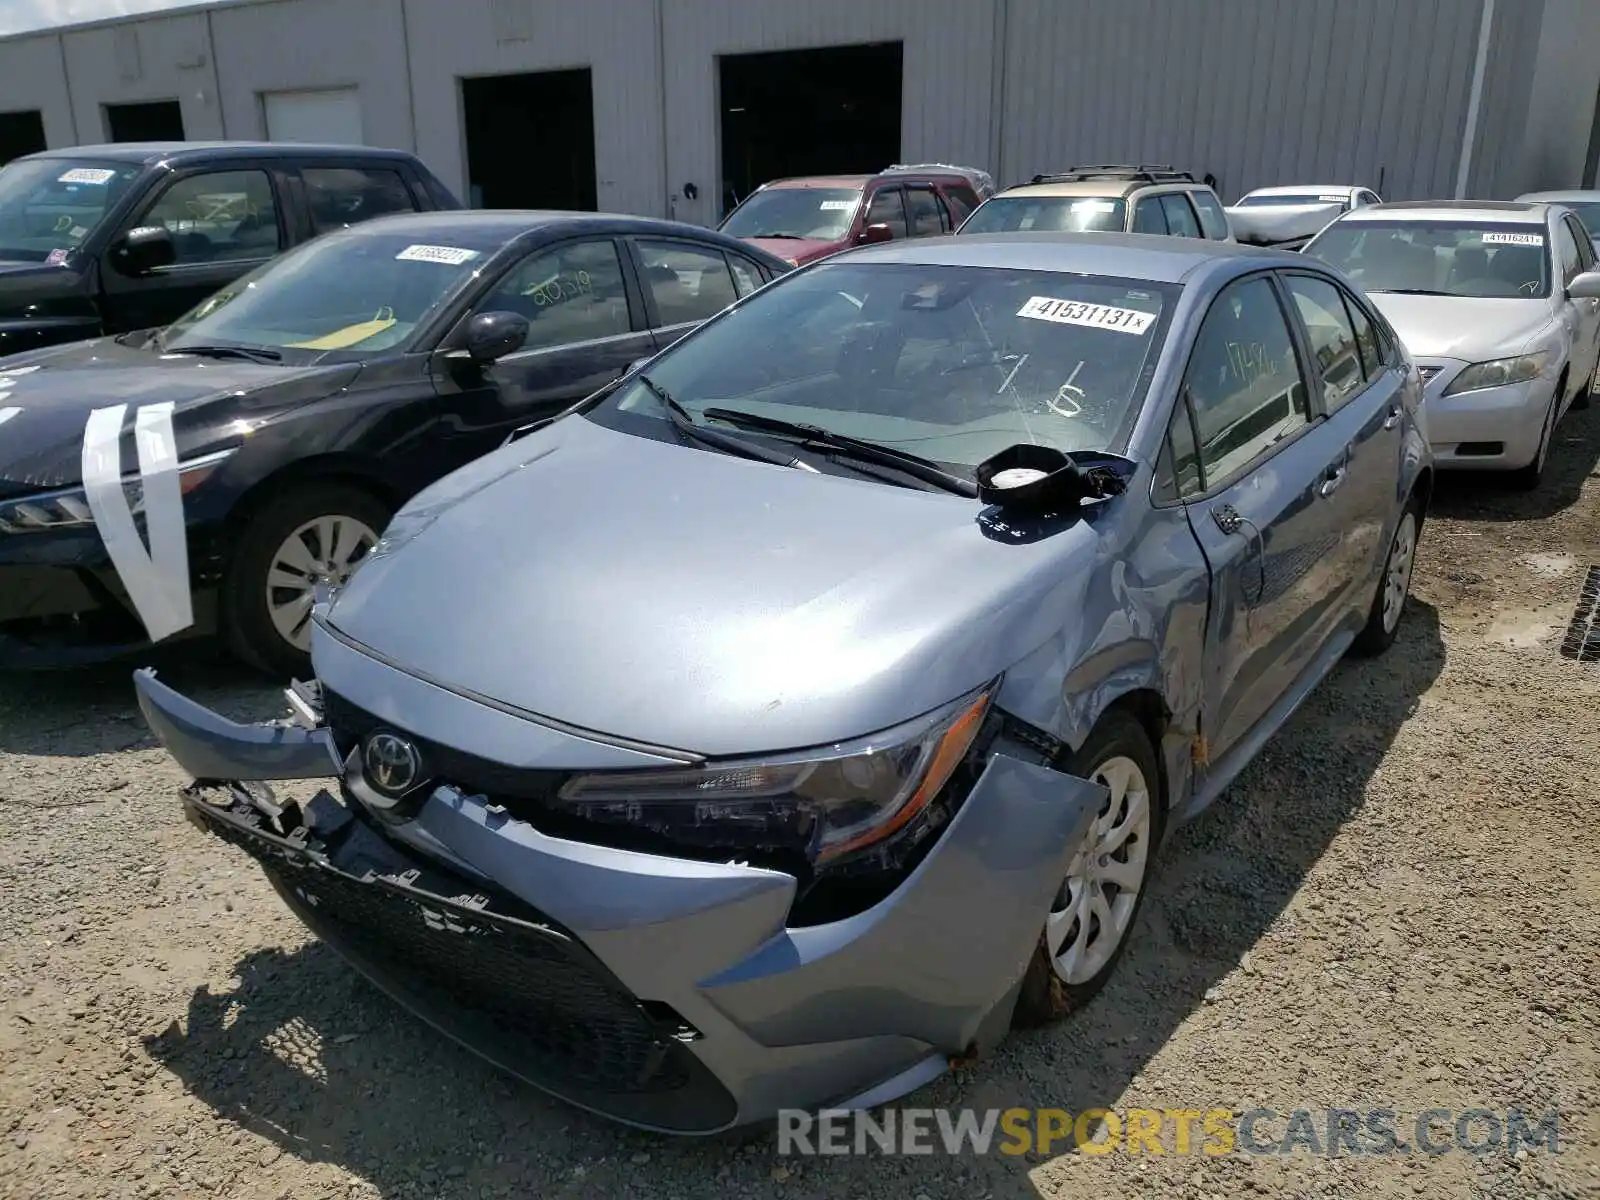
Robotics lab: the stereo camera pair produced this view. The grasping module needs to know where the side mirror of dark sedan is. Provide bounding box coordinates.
[857,222,894,245]
[1567,270,1600,300]
[110,225,177,277]
[463,311,529,362]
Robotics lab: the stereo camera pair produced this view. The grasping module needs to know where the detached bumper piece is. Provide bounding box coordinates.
[183,784,737,1133]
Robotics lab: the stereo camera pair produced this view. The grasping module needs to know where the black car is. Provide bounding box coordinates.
[0,211,791,675]
[0,141,460,356]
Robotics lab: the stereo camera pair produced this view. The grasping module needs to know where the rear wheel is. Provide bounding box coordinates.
[1350,496,1419,657]
[220,482,390,678]
[1013,711,1164,1027]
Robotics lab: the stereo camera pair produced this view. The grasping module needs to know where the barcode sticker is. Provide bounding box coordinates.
[58,168,117,185]
[1317,194,1347,202]
[1482,231,1543,246]
[1016,296,1155,335]
[396,244,480,265]
[819,199,855,211]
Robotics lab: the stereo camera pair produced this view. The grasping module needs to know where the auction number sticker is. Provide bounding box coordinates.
[1317,194,1347,202]
[58,168,117,185]
[1017,296,1155,335]
[1482,231,1543,246]
[819,199,855,210]
[396,244,481,265]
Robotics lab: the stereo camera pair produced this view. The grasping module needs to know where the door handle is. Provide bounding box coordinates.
[1382,404,1401,430]
[1318,465,1347,498]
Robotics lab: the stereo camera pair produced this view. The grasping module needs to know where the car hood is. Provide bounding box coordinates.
[324,416,1109,756]
[0,337,359,496]
[737,236,843,266]
[1366,293,1556,361]
[1225,202,1342,246]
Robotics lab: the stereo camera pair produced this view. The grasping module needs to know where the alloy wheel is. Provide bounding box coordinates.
[264,514,379,650]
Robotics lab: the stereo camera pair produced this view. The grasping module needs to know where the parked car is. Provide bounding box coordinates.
[956,165,1233,242]
[1515,189,1600,255]
[1226,184,1381,249]
[1305,200,1600,488]
[136,230,1430,1134]
[0,142,462,358]
[0,211,790,674]
[718,164,990,266]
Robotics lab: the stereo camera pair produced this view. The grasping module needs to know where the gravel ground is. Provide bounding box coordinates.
[2,407,1598,1200]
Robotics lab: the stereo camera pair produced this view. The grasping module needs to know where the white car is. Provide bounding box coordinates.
[1515,189,1600,257]
[1225,184,1382,249]
[1305,200,1600,489]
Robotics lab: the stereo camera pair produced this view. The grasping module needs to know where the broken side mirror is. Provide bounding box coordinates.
[110,225,176,276]
[463,311,529,363]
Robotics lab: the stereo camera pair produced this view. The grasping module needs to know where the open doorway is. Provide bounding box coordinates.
[105,100,185,142]
[0,110,46,168]
[461,69,597,211]
[718,42,902,220]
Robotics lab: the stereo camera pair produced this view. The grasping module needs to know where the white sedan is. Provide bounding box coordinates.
[1305,200,1600,489]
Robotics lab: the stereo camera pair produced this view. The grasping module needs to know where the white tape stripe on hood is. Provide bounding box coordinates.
[0,405,18,428]
[82,402,195,643]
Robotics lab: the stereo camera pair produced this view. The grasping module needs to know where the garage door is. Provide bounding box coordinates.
[263,89,364,146]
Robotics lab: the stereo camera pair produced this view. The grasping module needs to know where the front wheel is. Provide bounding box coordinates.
[1012,711,1164,1027]
[220,482,391,678]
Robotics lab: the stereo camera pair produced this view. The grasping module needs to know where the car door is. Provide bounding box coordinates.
[98,164,289,333]
[1558,212,1600,386]
[903,185,947,239]
[1279,270,1407,618]
[629,235,746,351]
[1131,194,1168,235]
[425,235,656,475]
[1159,192,1204,239]
[1172,273,1353,761]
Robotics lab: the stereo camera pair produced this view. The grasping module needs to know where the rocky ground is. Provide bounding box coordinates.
[2,407,1598,1200]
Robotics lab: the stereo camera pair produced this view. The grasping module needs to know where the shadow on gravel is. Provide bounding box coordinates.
[1427,401,1600,523]
[145,602,1444,1199]
[0,640,282,758]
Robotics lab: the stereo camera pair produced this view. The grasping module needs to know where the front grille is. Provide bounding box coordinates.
[190,793,737,1132]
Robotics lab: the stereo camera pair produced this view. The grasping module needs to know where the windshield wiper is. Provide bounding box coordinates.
[163,344,283,363]
[1371,288,1450,296]
[701,407,978,497]
[748,232,804,239]
[636,376,818,472]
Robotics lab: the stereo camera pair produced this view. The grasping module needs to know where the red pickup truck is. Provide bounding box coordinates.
[719,164,993,266]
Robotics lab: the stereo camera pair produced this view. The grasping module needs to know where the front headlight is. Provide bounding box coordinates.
[557,683,996,867]
[1443,350,1551,396]
[0,448,234,534]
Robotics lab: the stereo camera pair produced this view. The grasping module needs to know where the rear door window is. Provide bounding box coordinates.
[637,238,740,327]
[1190,189,1231,240]
[905,186,945,237]
[302,165,419,234]
[943,183,980,222]
[1282,272,1367,410]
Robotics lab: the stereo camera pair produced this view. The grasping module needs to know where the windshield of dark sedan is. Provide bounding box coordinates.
[720,187,862,240]
[1236,193,1350,209]
[600,261,1176,469]
[958,196,1126,234]
[1306,220,1552,299]
[161,228,496,354]
[0,158,142,262]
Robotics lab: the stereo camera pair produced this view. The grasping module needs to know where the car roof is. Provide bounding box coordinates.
[838,231,1305,283]
[1341,200,1549,224]
[1515,189,1600,202]
[996,179,1163,200]
[1243,184,1361,197]
[764,176,873,190]
[20,141,424,166]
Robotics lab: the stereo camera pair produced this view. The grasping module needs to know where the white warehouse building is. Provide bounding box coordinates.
[1,0,1598,227]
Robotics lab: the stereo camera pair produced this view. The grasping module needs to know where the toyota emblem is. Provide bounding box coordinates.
[363,731,422,795]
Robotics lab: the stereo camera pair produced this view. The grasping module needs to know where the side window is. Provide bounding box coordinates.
[1190,190,1231,240]
[864,187,908,238]
[1283,273,1367,410]
[1340,287,1384,378]
[637,239,739,327]
[944,184,980,223]
[1555,220,1582,286]
[1159,193,1203,239]
[138,169,281,265]
[1166,399,1203,499]
[481,238,632,350]
[1132,196,1168,235]
[1565,215,1596,271]
[1184,276,1310,487]
[302,166,419,235]
[727,253,765,297]
[904,186,945,237]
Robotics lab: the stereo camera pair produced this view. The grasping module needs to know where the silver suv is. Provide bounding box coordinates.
[956,164,1233,242]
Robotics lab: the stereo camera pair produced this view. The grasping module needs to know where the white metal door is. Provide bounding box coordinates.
[263,89,364,146]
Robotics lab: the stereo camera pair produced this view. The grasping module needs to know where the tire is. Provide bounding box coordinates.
[1509,386,1560,492]
[1012,710,1165,1028]
[220,481,392,679]
[1349,495,1420,658]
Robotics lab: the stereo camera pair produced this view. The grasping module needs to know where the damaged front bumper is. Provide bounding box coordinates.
[134,663,1103,1134]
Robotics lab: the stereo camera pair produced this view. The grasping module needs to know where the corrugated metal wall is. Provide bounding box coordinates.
[997,0,1486,202]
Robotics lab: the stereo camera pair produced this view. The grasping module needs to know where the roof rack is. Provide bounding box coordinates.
[1030,164,1196,185]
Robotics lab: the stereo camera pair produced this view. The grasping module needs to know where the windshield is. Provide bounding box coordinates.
[1237,193,1349,209]
[719,188,862,240]
[0,158,141,263]
[958,196,1127,235]
[1306,220,1552,299]
[596,261,1175,470]
[1563,202,1600,238]
[162,228,495,356]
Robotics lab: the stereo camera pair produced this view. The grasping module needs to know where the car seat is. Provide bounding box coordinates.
[1485,244,1546,296]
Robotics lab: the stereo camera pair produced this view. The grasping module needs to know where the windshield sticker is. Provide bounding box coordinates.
[1317,194,1347,202]
[819,199,855,211]
[0,366,40,388]
[1017,296,1156,335]
[45,248,70,266]
[1072,200,1117,213]
[395,244,480,266]
[0,407,17,429]
[58,168,117,186]
[1483,231,1543,246]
